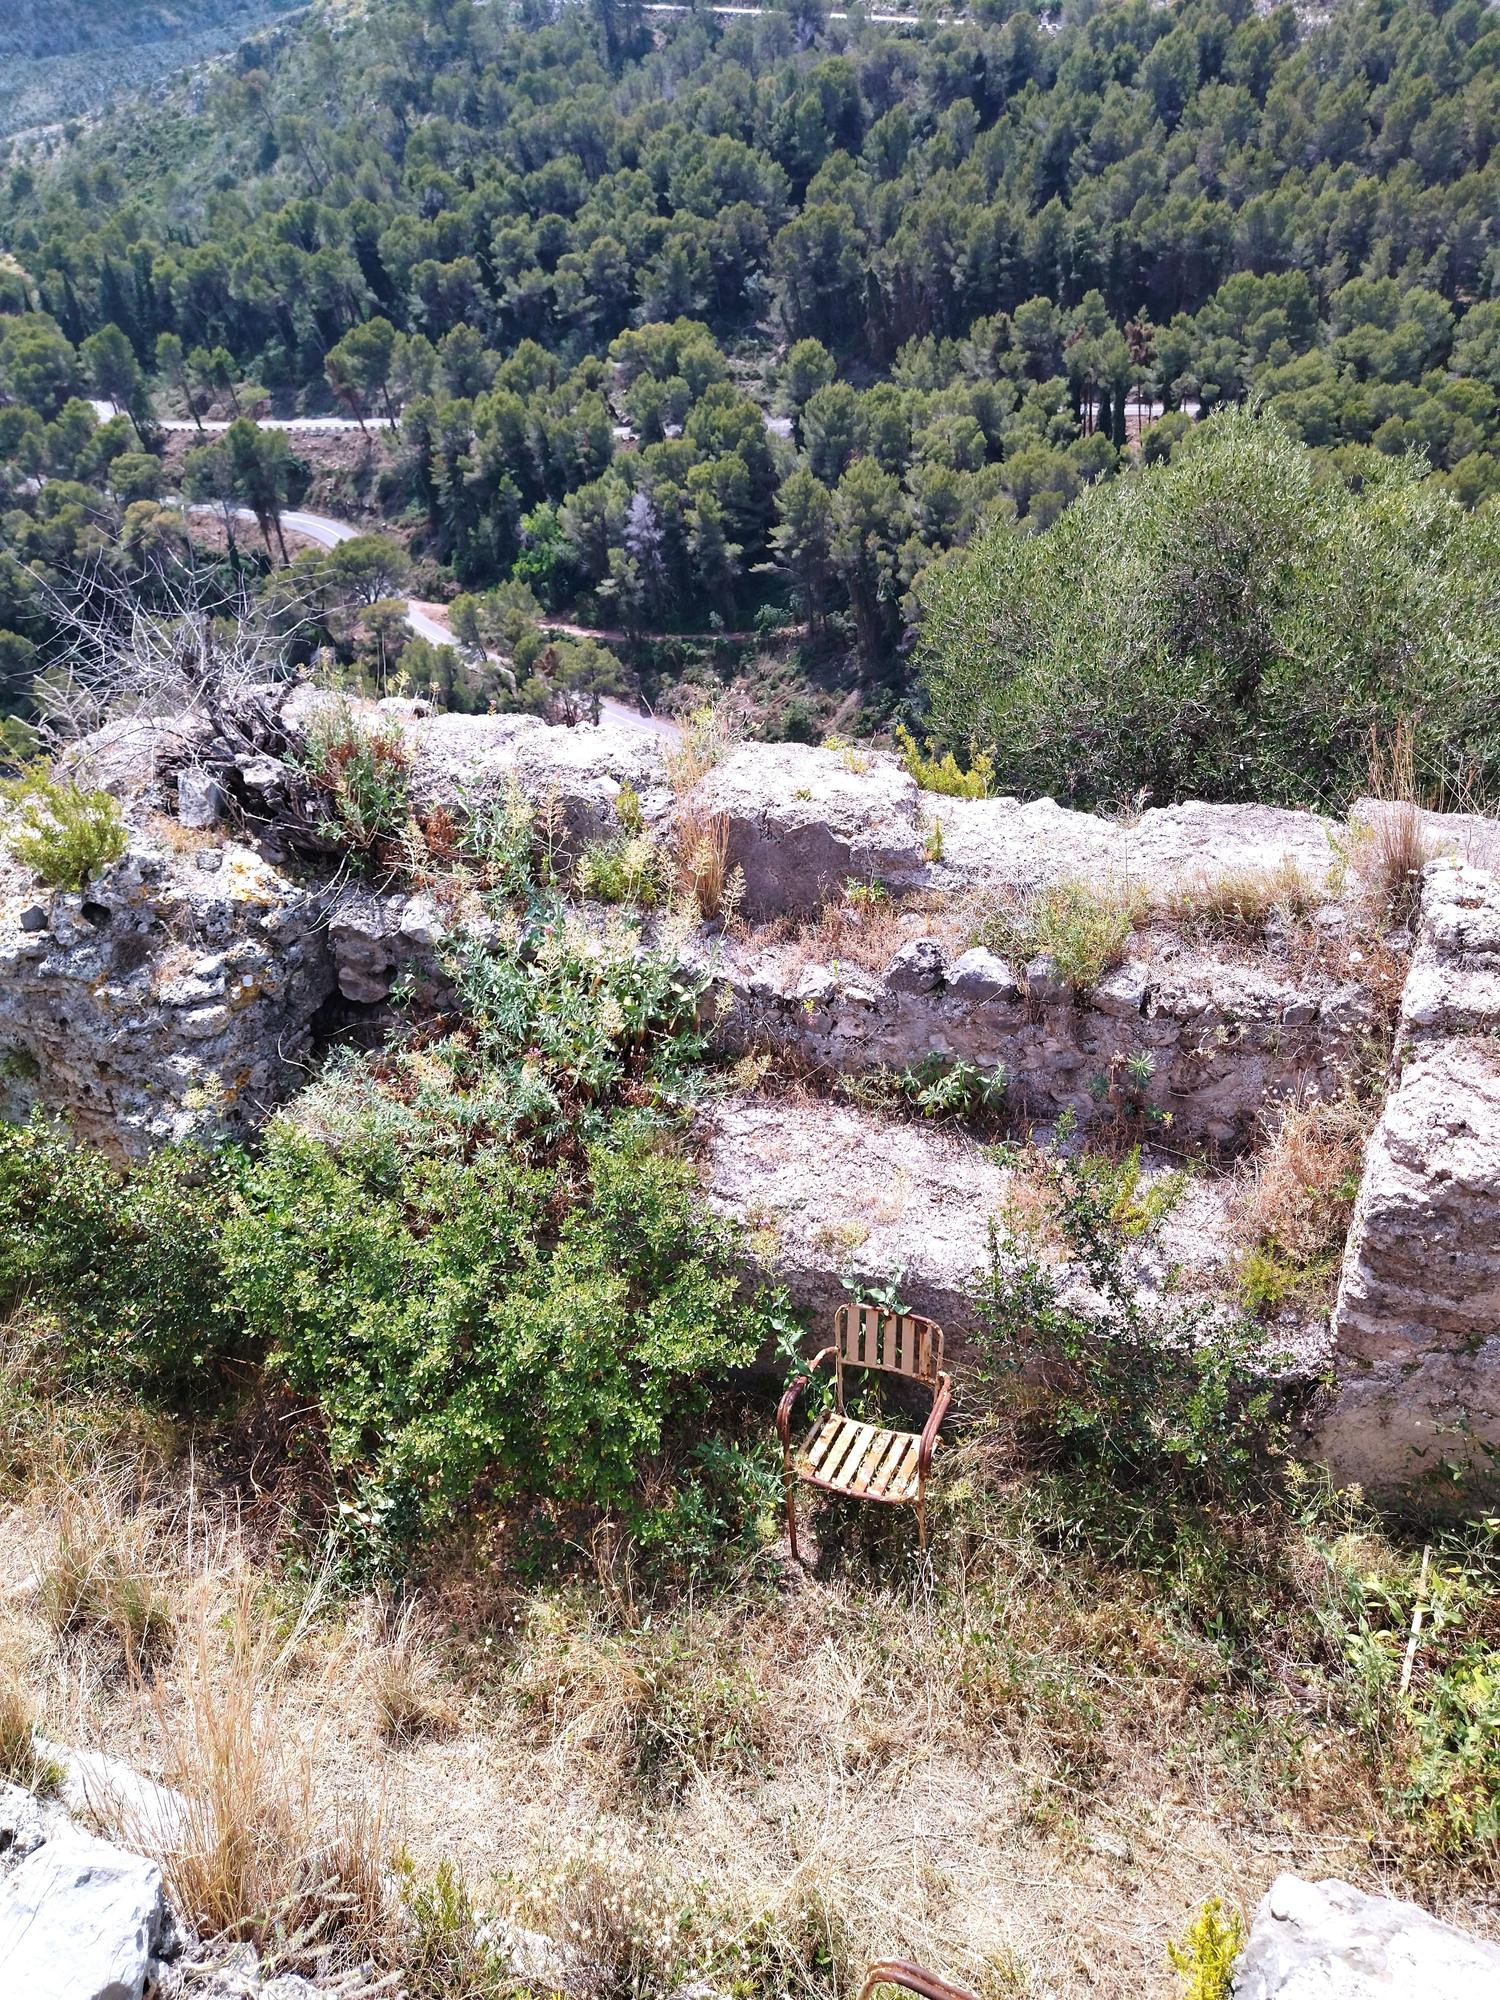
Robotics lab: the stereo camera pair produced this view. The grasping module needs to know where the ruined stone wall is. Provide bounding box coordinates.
[1320,861,1500,1508]
[0,835,333,1155]
[6,698,1500,1509]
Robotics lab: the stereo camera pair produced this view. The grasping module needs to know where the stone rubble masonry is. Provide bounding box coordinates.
[689,928,1374,1153]
[0,834,336,1157]
[1322,859,1500,1508]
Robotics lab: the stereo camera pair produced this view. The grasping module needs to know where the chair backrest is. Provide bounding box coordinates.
[856,1961,977,2000]
[834,1304,943,1392]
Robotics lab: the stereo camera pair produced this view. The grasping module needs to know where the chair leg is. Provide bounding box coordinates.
[784,1464,800,1564]
[917,1485,927,1553]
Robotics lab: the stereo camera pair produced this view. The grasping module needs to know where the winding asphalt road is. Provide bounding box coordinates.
[204,502,680,742]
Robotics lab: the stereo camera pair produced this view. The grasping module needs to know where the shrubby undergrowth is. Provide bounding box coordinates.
[919,411,1500,810]
[0,789,776,1571]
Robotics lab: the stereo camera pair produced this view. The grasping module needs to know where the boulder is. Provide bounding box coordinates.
[1232,1872,1500,1998]
[0,1810,164,2000]
[689,743,928,919]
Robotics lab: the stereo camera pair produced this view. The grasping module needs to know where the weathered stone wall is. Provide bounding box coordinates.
[1320,861,1500,1508]
[691,929,1372,1152]
[0,834,334,1156]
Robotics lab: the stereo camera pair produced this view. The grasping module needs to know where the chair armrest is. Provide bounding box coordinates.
[857,1960,978,2000]
[776,1346,835,1448]
[917,1372,952,1479]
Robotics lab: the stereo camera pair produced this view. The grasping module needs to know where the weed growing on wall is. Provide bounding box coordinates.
[976,1147,1288,1510]
[0,769,127,889]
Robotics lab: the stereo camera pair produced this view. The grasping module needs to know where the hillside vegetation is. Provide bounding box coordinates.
[0,0,1499,787]
[0,1,305,139]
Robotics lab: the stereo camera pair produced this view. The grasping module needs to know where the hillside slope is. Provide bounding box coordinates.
[0,0,304,137]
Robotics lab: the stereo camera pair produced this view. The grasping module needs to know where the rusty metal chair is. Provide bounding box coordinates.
[777,1303,952,1559]
[857,1960,978,2000]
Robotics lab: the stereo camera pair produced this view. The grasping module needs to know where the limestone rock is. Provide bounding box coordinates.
[0,1813,164,2000]
[1232,1872,1500,1998]
[1322,860,1500,1505]
[883,937,944,994]
[177,768,225,830]
[0,834,335,1155]
[702,927,1361,1152]
[930,795,1338,902]
[945,948,1019,1004]
[689,743,927,919]
[693,1094,1009,1335]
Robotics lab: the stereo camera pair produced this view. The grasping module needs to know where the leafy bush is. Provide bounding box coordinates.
[976,1149,1288,1508]
[0,769,127,889]
[303,699,411,863]
[0,1118,246,1400]
[223,1122,765,1549]
[974,877,1141,990]
[575,830,665,907]
[844,1055,1009,1125]
[893,722,994,800]
[919,410,1500,811]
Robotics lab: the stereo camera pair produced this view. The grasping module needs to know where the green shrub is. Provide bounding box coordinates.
[894,722,994,799]
[1167,1897,1245,2000]
[0,769,127,889]
[919,409,1500,811]
[575,831,665,907]
[223,1121,765,1552]
[975,1150,1288,1509]
[303,699,410,862]
[0,1118,247,1401]
[975,877,1141,990]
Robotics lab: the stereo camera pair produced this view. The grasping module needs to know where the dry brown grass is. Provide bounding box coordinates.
[113,1584,388,1966]
[0,1652,61,1795]
[1236,1094,1371,1267]
[676,806,736,921]
[664,702,739,797]
[1163,857,1322,941]
[38,1476,174,1673]
[1349,719,1445,930]
[366,1597,457,1745]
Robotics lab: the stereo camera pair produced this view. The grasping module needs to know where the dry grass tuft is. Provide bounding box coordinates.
[111,1585,387,1966]
[0,1655,61,1795]
[675,806,737,921]
[1238,1095,1371,1267]
[1351,719,1444,929]
[1233,1093,1373,1314]
[367,1598,457,1745]
[38,1478,173,1673]
[664,702,737,798]
[1164,857,1322,941]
